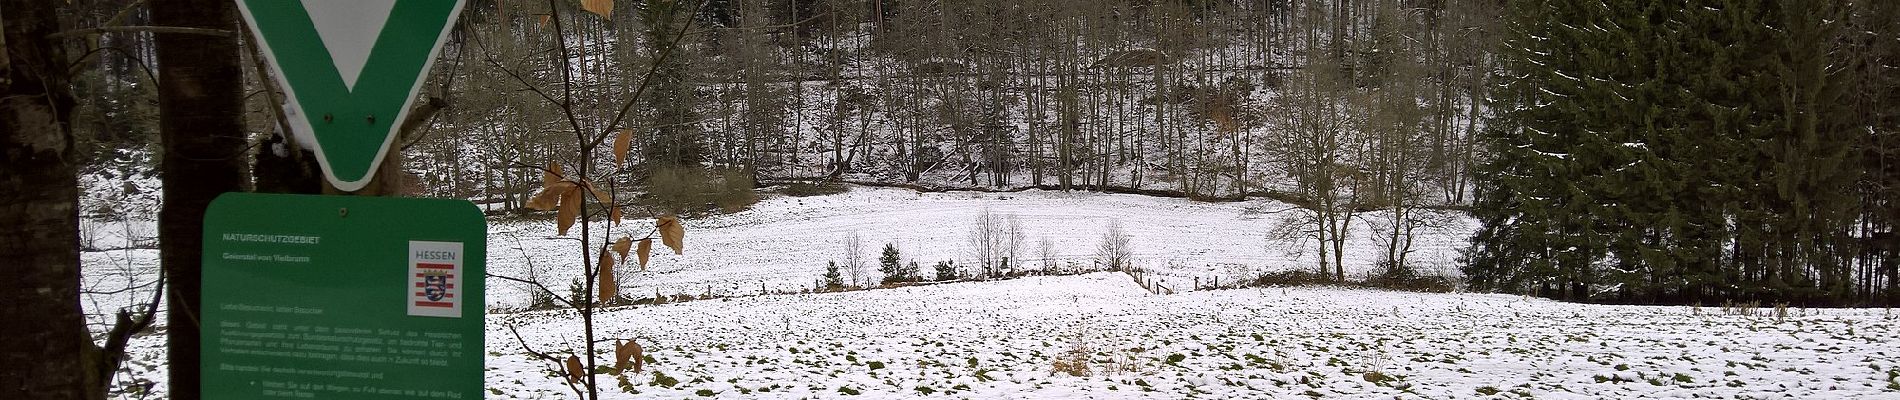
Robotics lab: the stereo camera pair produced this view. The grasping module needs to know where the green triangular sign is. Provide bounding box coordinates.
[237,0,465,192]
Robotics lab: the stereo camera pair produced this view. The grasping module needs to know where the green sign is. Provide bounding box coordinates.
[235,0,466,191]
[203,193,485,399]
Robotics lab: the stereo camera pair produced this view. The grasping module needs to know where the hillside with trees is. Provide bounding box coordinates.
[38,0,1900,312]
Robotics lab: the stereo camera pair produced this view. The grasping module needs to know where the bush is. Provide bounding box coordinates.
[934,260,958,281]
[1247,268,1457,293]
[644,166,758,214]
[1249,270,1333,286]
[780,181,848,197]
[713,167,757,213]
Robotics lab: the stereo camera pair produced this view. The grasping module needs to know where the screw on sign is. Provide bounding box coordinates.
[235,0,466,191]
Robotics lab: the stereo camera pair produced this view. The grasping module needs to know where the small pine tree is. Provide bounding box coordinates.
[935,260,958,281]
[879,243,903,283]
[823,260,843,290]
[904,261,921,283]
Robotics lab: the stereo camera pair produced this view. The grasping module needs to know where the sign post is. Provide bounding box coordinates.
[214,4,479,397]
[236,0,466,191]
[203,193,485,399]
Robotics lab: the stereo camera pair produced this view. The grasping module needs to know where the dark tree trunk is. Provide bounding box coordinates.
[154,1,249,399]
[0,1,87,398]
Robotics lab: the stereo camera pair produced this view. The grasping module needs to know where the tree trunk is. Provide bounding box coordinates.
[155,1,249,399]
[0,2,88,399]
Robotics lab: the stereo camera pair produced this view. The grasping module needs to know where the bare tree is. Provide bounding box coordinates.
[1004,215,1025,275]
[968,208,1002,278]
[1039,236,1057,272]
[1096,219,1133,270]
[843,232,866,287]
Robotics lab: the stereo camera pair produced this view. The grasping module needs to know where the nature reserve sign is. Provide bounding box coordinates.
[202,193,486,399]
[235,0,466,191]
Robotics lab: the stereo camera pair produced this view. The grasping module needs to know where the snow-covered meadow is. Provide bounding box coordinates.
[86,185,1900,398]
[491,273,1899,399]
[486,185,1475,311]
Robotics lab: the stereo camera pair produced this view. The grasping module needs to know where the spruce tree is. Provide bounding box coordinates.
[1474,0,1877,304]
[879,243,903,283]
[824,261,843,290]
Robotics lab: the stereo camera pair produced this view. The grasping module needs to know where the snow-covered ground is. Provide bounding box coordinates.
[491,273,1900,399]
[111,273,1900,399]
[488,185,1475,311]
[85,185,1900,399]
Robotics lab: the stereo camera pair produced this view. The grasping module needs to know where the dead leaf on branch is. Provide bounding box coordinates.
[543,162,564,188]
[656,214,684,255]
[526,181,576,211]
[564,355,583,383]
[557,188,581,236]
[613,128,632,165]
[635,238,652,271]
[581,0,613,19]
[613,236,632,260]
[598,249,617,303]
[614,340,645,374]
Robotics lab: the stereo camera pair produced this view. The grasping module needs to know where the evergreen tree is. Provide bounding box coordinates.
[879,243,903,283]
[823,260,843,290]
[638,0,708,170]
[934,261,958,281]
[1473,0,1880,304]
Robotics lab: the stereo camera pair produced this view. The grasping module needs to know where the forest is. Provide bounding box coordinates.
[14,1,1900,328]
[8,0,1900,399]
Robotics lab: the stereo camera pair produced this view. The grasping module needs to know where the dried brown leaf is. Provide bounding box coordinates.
[525,188,560,211]
[564,355,583,383]
[614,340,645,374]
[613,236,632,260]
[598,249,617,303]
[526,181,577,211]
[556,187,581,236]
[656,214,684,255]
[581,0,613,19]
[610,206,623,226]
[613,128,632,165]
[543,162,563,188]
[635,238,652,271]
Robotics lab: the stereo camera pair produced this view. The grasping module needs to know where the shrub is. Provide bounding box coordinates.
[1249,270,1332,286]
[823,261,844,290]
[935,260,958,281]
[781,181,848,197]
[713,167,758,213]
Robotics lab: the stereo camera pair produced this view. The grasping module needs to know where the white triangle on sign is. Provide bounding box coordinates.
[301,0,398,91]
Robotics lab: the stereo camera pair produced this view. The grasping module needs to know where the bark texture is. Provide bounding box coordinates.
[154,1,249,399]
[0,1,86,398]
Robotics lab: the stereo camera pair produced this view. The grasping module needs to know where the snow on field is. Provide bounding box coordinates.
[489,273,1899,399]
[83,185,1900,399]
[104,273,1900,399]
[486,185,1474,311]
